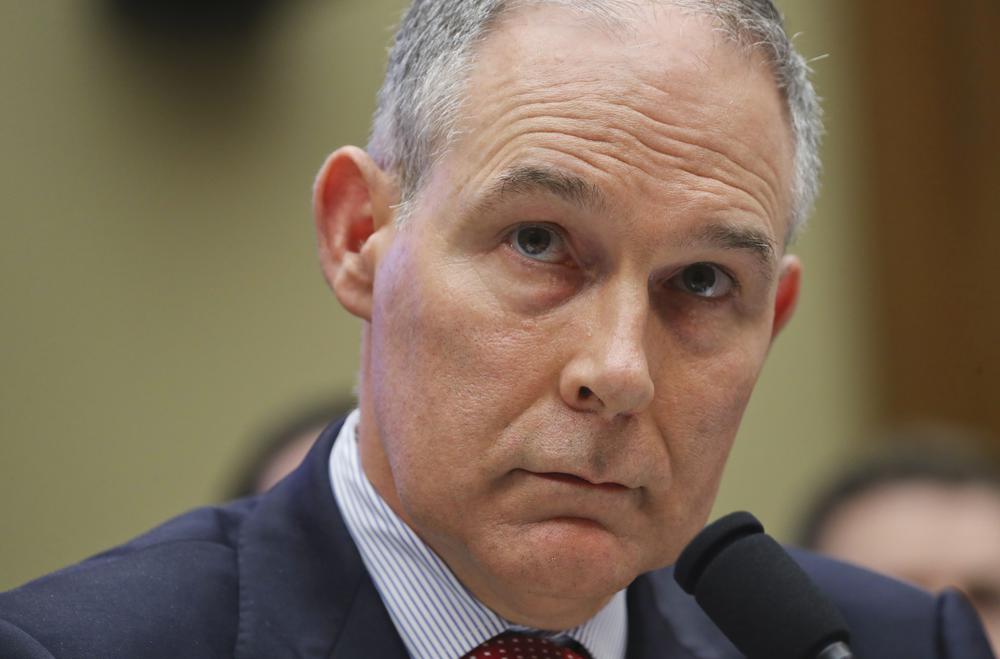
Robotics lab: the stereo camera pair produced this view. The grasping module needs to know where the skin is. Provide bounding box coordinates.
[314,5,800,629]
[814,481,1000,652]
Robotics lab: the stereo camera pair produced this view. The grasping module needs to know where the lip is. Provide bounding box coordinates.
[531,471,630,492]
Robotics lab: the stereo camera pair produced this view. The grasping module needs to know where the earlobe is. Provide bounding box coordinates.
[313,146,397,321]
[771,255,801,339]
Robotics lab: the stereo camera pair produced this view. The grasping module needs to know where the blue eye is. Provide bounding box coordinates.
[509,224,570,263]
[671,263,735,298]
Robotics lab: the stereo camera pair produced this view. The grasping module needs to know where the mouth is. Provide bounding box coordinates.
[532,471,629,492]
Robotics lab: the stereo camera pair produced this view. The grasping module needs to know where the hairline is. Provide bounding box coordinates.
[371,0,821,245]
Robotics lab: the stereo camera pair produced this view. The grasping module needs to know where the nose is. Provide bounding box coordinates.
[559,286,655,420]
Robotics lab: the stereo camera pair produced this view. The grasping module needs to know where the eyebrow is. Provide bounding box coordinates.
[470,164,609,216]
[470,164,777,276]
[685,223,777,280]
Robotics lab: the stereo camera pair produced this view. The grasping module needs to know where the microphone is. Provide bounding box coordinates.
[674,511,854,659]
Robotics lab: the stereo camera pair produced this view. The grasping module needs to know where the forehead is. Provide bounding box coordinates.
[428,3,795,242]
[829,482,1000,574]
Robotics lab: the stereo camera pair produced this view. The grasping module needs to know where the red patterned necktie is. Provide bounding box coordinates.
[461,631,592,659]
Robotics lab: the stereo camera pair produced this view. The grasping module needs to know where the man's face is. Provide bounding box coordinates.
[814,482,1000,651]
[356,5,796,626]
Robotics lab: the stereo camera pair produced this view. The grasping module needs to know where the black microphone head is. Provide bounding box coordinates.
[674,511,851,659]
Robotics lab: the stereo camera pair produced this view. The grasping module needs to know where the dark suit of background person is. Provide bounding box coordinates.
[3,0,995,657]
[0,420,994,658]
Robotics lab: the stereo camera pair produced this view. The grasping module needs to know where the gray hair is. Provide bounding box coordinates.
[367,0,822,241]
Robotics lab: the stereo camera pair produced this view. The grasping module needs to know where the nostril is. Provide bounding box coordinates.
[579,386,593,400]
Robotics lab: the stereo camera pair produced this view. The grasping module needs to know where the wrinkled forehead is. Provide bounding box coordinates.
[478,1,791,110]
[430,2,796,236]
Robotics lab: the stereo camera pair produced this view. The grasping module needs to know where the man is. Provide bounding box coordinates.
[798,433,1000,653]
[0,1,993,657]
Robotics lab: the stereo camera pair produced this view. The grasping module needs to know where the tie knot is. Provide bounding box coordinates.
[462,631,591,659]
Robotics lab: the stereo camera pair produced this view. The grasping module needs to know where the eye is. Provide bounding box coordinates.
[508,224,570,264]
[670,263,735,299]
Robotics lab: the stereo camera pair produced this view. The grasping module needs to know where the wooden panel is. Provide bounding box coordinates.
[851,1,1000,448]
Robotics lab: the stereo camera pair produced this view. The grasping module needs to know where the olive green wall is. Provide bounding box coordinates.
[1,1,870,590]
[711,1,875,536]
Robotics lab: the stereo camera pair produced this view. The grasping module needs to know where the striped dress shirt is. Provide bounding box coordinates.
[329,410,627,659]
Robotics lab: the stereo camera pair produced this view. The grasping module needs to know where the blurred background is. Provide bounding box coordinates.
[1,0,997,592]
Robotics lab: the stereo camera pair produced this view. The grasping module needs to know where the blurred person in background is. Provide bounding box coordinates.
[799,428,1000,653]
[0,1,993,658]
[226,400,354,498]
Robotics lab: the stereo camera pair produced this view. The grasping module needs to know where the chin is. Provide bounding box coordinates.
[485,518,644,601]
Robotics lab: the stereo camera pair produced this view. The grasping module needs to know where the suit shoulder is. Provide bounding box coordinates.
[641,549,993,658]
[789,548,994,658]
[789,546,936,615]
[0,499,257,659]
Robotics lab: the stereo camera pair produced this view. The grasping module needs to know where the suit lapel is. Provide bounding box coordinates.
[234,420,408,659]
[625,571,692,659]
[328,574,409,659]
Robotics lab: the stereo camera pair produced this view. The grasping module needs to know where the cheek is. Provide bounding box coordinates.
[368,242,568,489]
[655,317,769,429]
[641,354,763,565]
[652,335,769,499]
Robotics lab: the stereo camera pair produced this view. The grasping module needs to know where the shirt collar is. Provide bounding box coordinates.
[329,410,627,659]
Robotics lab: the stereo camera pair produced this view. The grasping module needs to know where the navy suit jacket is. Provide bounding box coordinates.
[1,420,994,658]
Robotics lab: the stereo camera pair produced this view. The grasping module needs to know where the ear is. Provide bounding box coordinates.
[771,254,801,339]
[313,146,397,320]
